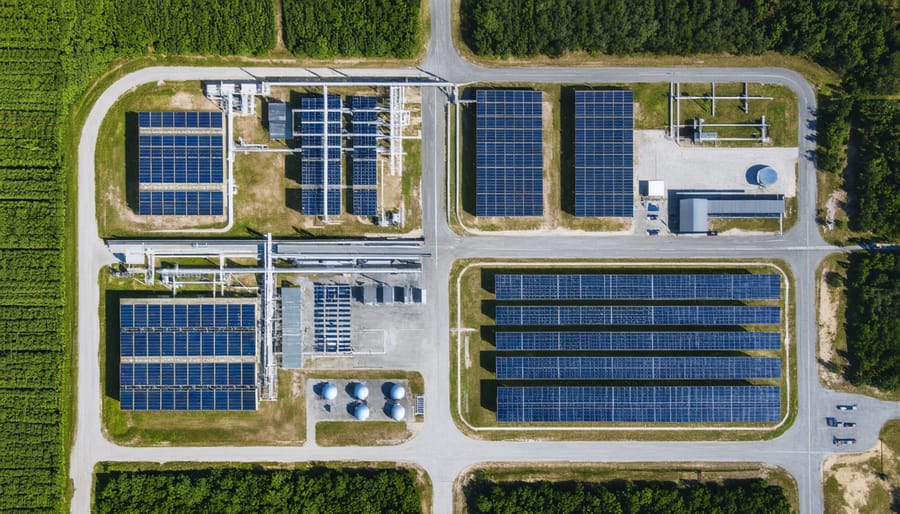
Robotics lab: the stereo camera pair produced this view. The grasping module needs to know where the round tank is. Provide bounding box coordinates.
[390,403,406,421]
[354,403,370,421]
[389,384,406,401]
[321,382,338,401]
[352,383,369,401]
[756,166,778,186]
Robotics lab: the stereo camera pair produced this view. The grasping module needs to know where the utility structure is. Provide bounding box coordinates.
[669,82,773,143]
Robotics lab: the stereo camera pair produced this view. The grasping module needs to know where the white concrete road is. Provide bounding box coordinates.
[69,1,900,513]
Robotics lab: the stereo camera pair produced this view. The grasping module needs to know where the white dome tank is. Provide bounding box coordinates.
[390,403,406,421]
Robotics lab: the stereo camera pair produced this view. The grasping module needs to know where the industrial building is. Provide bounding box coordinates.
[676,192,785,233]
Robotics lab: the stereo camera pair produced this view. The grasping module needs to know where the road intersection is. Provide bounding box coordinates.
[70,2,900,512]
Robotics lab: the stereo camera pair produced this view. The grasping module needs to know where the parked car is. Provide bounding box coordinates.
[833,437,856,446]
[707,230,718,236]
[836,404,858,411]
[827,417,856,428]
[647,229,660,236]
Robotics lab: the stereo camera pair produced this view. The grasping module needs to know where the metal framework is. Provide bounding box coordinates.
[669,82,773,144]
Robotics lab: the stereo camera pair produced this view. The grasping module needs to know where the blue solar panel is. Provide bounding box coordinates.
[137,134,224,184]
[138,111,223,129]
[351,95,379,188]
[313,284,351,353]
[119,300,258,411]
[495,305,780,326]
[301,188,341,216]
[495,356,782,380]
[494,274,781,300]
[476,90,543,217]
[494,331,781,351]
[496,386,781,423]
[138,191,224,216]
[574,90,634,217]
[352,189,378,216]
[300,96,343,211]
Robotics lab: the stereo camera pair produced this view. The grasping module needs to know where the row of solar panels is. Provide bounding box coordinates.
[476,90,544,217]
[496,386,780,423]
[121,362,256,387]
[120,389,257,411]
[121,303,256,329]
[494,331,781,351]
[120,331,256,358]
[494,274,781,301]
[351,96,379,215]
[300,188,341,216]
[138,159,224,184]
[138,111,223,129]
[137,191,223,216]
[313,284,352,353]
[495,356,782,380]
[495,305,781,326]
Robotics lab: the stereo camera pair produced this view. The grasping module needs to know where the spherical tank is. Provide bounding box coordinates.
[354,403,370,421]
[756,166,778,186]
[390,403,406,421]
[352,383,369,401]
[389,384,406,401]
[321,382,338,400]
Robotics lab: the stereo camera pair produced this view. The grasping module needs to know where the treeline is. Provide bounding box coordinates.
[282,0,421,58]
[845,253,900,390]
[462,0,899,94]
[0,0,275,510]
[853,101,900,238]
[466,478,793,514]
[94,467,423,513]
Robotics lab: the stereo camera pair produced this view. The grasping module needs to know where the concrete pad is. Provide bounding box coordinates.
[635,130,797,197]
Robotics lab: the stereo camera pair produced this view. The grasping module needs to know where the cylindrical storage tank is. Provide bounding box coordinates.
[389,384,406,401]
[352,383,369,401]
[321,382,338,401]
[354,403,370,421]
[390,403,406,421]
[756,166,778,186]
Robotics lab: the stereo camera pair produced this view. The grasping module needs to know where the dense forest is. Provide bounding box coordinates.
[0,1,274,510]
[851,101,900,238]
[94,467,423,513]
[465,477,793,514]
[845,252,900,390]
[282,0,421,58]
[462,0,899,94]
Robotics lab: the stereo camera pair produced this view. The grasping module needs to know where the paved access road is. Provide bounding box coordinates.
[69,1,900,512]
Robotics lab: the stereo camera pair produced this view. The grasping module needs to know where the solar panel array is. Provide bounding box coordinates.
[495,356,782,380]
[495,305,781,326]
[136,111,226,217]
[313,284,351,353]
[495,274,780,300]
[494,331,781,351]
[574,90,634,217]
[138,191,224,216]
[496,386,781,423]
[351,96,379,215]
[138,111,223,129]
[119,300,258,411]
[476,90,543,217]
[300,96,342,216]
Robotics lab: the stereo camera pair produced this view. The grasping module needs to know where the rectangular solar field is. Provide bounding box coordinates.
[495,305,781,326]
[138,111,223,130]
[138,134,224,184]
[351,96,379,215]
[494,331,781,351]
[119,300,258,411]
[574,90,634,217]
[476,90,543,216]
[496,386,781,423]
[137,191,224,216]
[300,95,343,216]
[494,273,780,300]
[313,284,352,353]
[495,356,782,380]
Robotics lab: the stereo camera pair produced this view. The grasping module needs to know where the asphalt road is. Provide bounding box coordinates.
[68,2,900,513]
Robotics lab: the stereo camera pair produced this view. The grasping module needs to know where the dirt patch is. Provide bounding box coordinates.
[818,266,841,386]
[825,189,846,231]
[824,443,896,514]
[169,91,217,110]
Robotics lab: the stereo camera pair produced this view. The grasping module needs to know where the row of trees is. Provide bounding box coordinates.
[94,467,423,513]
[845,253,900,391]
[282,0,421,58]
[462,0,899,94]
[852,101,900,238]
[466,478,793,514]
